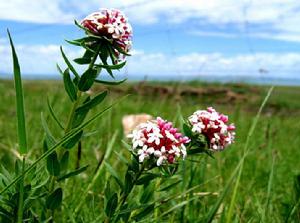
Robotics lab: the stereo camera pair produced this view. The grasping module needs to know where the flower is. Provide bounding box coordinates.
[81,8,132,60]
[188,107,235,151]
[127,117,190,166]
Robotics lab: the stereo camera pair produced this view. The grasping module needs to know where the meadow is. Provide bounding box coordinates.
[0,79,299,222]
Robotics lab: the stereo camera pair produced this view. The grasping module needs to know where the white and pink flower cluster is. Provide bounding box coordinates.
[81,8,132,56]
[127,117,190,166]
[188,107,235,151]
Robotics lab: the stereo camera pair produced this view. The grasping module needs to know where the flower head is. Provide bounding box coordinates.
[81,8,132,60]
[188,107,235,151]
[127,117,190,166]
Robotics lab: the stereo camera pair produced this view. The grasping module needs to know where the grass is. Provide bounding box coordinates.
[0,79,299,222]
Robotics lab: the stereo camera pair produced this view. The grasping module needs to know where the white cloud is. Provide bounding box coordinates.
[0,43,82,75]
[1,43,300,79]
[1,0,300,42]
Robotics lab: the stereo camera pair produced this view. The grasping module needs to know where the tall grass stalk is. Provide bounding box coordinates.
[225,86,274,223]
[7,30,28,223]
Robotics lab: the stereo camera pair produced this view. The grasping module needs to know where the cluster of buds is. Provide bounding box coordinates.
[81,8,132,60]
[188,107,235,151]
[128,117,190,166]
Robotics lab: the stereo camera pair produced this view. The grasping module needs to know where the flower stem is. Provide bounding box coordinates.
[17,155,26,223]
[112,164,145,222]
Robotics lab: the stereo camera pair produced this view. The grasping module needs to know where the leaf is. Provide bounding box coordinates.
[124,171,134,194]
[63,69,77,102]
[60,151,69,173]
[41,113,56,148]
[75,91,108,113]
[74,57,91,65]
[46,188,63,210]
[140,184,154,204]
[7,30,27,154]
[128,155,139,172]
[99,45,114,78]
[60,46,80,79]
[46,151,60,176]
[132,204,154,221]
[105,193,118,218]
[57,165,88,182]
[47,97,64,130]
[78,68,99,91]
[104,180,112,202]
[159,180,182,192]
[62,130,83,149]
[73,50,93,65]
[94,78,127,86]
[65,36,95,47]
[136,173,159,185]
[183,123,192,138]
[96,61,126,70]
[72,97,91,128]
[113,43,131,56]
[104,162,124,190]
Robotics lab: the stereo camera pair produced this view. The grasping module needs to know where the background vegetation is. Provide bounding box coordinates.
[0,79,299,222]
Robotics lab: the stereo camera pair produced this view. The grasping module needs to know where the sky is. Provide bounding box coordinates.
[1,0,300,81]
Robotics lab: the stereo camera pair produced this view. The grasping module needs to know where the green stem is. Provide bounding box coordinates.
[17,155,26,223]
[64,91,82,134]
[112,165,145,222]
[64,44,101,134]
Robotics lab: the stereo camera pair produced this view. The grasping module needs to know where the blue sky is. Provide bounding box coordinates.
[1,0,300,80]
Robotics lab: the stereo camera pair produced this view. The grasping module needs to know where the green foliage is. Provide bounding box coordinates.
[7,30,27,154]
[46,188,63,210]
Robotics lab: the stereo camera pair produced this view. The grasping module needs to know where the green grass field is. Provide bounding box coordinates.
[0,79,299,222]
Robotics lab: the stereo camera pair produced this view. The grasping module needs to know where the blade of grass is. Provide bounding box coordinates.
[263,153,276,222]
[7,30,27,154]
[7,29,28,223]
[205,87,274,223]
[225,86,274,223]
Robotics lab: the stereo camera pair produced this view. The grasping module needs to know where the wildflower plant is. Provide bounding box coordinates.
[0,7,237,223]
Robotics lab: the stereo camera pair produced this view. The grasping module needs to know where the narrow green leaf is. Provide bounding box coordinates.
[74,57,91,65]
[183,123,192,138]
[63,69,77,102]
[7,30,27,154]
[72,96,91,128]
[41,113,56,148]
[46,188,63,210]
[113,43,131,56]
[78,68,99,91]
[96,61,126,70]
[124,171,134,194]
[94,79,127,86]
[132,204,154,221]
[60,151,69,173]
[105,193,118,217]
[62,130,83,149]
[104,162,124,190]
[46,151,60,176]
[46,97,64,130]
[140,184,154,204]
[57,165,88,181]
[136,173,159,185]
[75,91,108,113]
[60,46,80,79]
[159,179,182,192]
